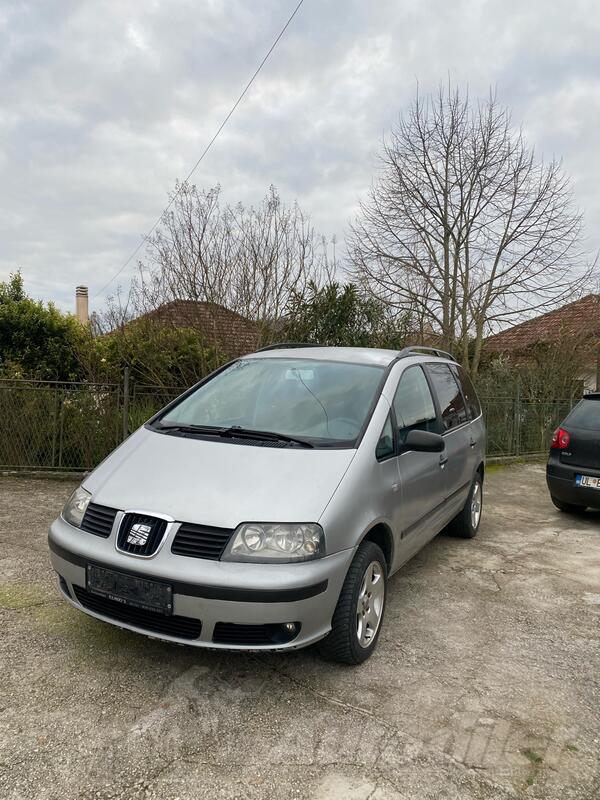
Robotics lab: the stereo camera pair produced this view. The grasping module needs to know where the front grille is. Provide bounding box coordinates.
[117,513,168,556]
[212,622,300,646]
[81,503,118,538]
[171,523,234,560]
[73,586,202,640]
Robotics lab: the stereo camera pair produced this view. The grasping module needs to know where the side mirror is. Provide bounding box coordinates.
[402,429,445,453]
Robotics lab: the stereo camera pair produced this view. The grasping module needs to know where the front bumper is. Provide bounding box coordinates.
[48,516,355,651]
[546,458,600,510]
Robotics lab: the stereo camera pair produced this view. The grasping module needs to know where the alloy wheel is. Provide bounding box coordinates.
[356,561,385,648]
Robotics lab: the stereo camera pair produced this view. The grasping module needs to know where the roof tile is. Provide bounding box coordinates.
[136,300,261,358]
[485,295,600,352]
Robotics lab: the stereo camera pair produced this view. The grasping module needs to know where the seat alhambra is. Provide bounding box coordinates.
[49,345,486,663]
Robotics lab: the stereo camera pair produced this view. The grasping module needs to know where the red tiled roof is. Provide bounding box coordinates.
[485,295,600,353]
[135,300,261,358]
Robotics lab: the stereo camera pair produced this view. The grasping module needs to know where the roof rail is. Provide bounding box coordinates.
[397,346,456,362]
[255,342,322,353]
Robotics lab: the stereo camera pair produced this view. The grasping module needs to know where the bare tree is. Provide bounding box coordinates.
[349,84,593,375]
[132,182,334,332]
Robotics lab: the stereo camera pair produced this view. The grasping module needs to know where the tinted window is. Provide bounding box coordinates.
[393,366,438,443]
[566,398,600,430]
[376,414,395,460]
[160,357,384,445]
[426,364,468,431]
[451,364,481,420]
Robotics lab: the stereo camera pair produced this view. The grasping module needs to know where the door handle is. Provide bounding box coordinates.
[469,438,477,448]
[439,455,448,468]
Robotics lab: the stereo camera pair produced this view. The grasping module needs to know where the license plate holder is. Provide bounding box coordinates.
[86,565,173,615]
[575,474,600,490]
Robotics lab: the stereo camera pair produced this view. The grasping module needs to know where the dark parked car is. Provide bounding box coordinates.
[547,393,600,512]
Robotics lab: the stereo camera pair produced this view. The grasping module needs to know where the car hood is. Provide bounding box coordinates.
[84,427,356,528]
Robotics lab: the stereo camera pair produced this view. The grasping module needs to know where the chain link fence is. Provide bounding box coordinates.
[481,397,575,457]
[0,373,580,471]
[0,380,122,470]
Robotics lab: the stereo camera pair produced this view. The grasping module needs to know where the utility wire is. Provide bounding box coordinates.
[93,0,306,300]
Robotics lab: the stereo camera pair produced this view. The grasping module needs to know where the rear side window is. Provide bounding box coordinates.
[426,363,468,431]
[393,366,438,442]
[451,364,481,420]
[566,398,600,430]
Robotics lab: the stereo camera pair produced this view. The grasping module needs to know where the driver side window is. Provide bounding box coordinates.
[393,366,438,445]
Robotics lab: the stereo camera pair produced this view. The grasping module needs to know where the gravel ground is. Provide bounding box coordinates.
[0,464,599,800]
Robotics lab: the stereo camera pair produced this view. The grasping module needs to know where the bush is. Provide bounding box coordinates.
[0,273,87,381]
[283,281,410,349]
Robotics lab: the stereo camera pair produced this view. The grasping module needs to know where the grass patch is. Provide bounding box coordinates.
[0,582,48,609]
[485,463,506,474]
[522,748,544,765]
[566,743,578,752]
[522,747,544,791]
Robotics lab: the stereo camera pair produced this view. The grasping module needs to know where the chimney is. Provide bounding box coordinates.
[75,286,89,325]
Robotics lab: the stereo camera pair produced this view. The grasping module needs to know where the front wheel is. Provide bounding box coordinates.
[446,473,483,538]
[318,541,387,665]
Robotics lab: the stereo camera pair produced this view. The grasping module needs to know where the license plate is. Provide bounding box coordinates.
[86,565,173,615]
[575,474,600,490]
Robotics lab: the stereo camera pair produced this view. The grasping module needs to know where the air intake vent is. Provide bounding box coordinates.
[171,523,234,561]
[81,503,118,538]
[212,622,300,646]
[73,586,202,640]
[117,513,168,556]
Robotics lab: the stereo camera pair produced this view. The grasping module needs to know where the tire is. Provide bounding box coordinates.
[550,495,587,514]
[446,472,483,539]
[318,541,387,665]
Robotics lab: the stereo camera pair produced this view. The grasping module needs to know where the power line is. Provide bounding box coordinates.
[93,0,306,300]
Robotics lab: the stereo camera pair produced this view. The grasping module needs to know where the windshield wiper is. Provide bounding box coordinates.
[220,426,314,448]
[155,422,313,448]
[155,423,227,435]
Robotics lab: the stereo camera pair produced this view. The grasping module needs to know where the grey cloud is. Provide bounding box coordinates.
[0,0,598,312]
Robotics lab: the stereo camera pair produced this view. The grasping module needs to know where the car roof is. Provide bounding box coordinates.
[246,345,455,368]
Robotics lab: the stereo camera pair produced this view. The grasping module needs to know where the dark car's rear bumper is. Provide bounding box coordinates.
[546,456,600,509]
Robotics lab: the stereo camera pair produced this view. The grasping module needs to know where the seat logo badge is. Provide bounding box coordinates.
[127,523,152,546]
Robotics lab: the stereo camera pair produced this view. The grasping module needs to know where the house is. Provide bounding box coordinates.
[73,285,262,358]
[134,299,262,359]
[484,294,600,391]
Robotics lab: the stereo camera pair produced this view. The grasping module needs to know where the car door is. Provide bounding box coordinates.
[424,362,472,520]
[450,363,484,477]
[391,365,448,565]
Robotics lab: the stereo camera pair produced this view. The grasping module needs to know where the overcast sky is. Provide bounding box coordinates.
[1,0,599,314]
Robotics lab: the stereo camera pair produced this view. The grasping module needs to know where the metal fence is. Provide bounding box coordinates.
[481,397,575,457]
[0,374,579,471]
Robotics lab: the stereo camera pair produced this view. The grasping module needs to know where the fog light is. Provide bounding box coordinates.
[283,622,297,634]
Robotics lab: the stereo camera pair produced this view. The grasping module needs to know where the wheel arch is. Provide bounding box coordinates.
[358,522,394,574]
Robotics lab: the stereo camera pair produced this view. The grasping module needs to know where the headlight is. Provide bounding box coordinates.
[222,523,325,562]
[62,486,91,528]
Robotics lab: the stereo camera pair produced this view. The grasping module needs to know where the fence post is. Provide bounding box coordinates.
[122,367,130,441]
[51,387,59,468]
[57,389,65,468]
[514,382,521,457]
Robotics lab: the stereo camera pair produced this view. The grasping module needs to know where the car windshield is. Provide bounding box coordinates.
[157,357,385,446]
[566,398,600,430]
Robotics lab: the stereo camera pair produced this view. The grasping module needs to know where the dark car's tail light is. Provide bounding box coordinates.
[551,427,571,449]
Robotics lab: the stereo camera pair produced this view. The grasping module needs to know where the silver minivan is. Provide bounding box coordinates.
[48,345,485,664]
